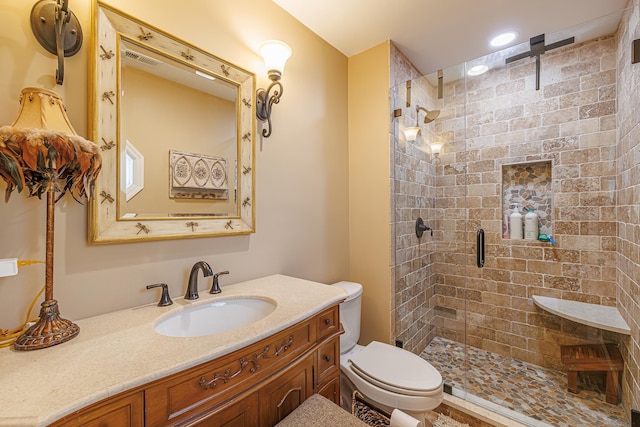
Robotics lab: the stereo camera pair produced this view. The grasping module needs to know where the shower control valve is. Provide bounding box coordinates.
[415,217,432,238]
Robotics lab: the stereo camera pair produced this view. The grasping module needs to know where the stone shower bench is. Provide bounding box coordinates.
[532,295,630,335]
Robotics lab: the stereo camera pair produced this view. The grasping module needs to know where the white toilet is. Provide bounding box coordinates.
[333,281,443,424]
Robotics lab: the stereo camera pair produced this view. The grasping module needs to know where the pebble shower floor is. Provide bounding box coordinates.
[422,337,627,426]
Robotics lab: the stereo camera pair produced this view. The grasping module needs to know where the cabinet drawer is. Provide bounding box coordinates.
[145,321,312,427]
[316,338,339,384]
[317,306,339,340]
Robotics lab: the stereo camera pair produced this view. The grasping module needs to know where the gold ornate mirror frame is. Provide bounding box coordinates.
[89,1,256,243]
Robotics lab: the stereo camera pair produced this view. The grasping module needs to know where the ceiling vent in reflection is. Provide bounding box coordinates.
[121,48,162,67]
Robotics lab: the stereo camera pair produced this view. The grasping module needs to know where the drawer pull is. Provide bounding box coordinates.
[324,319,331,325]
[198,335,294,390]
[324,355,331,362]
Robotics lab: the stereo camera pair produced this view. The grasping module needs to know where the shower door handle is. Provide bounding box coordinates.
[477,228,485,268]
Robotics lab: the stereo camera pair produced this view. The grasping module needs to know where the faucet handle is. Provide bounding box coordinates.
[146,283,173,306]
[210,271,229,294]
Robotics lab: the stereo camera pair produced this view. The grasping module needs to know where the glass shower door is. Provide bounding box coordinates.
[394,6,634,423]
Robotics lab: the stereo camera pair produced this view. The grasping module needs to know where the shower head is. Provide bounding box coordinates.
[423,109,440,123]
[416,106,440,124]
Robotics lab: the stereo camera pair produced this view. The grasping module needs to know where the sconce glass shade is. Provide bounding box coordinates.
[403,126,420,142]
[259,40,292,81]
[431,142,443,156]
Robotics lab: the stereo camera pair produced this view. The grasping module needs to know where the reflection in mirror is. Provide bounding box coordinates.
[119,39,238,217]
[121,139,143,203]
[90,1,255,243]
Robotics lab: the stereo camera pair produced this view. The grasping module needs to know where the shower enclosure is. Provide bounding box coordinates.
[391,6,636,426]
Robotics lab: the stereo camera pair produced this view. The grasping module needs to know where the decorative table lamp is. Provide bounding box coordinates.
[0,87,101,350]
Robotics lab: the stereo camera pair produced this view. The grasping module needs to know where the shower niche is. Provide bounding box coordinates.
[501,161,553,239]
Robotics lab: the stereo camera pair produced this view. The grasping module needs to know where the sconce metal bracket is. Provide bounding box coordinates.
[256,80,283,138]
[30,0,83,85]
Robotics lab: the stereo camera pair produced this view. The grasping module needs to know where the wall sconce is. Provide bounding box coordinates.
[402,105,440,142]
[30,0,83,85]
[256,40,292,138]
[430,142,443,164]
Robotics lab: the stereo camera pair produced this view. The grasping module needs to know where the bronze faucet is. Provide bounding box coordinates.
[185,261,213,300]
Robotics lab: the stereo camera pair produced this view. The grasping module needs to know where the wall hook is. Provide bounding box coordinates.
[30,0,83,85]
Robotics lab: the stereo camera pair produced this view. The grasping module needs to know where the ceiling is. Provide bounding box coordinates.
[272,0,630,75]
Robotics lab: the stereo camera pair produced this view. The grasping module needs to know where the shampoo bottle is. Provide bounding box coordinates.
[510,204,523,240]
[524,208,539,241]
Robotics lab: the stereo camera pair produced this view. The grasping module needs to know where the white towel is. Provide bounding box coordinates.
[390,408,423,427]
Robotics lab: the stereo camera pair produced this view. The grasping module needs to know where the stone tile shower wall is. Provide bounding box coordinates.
[434,35,619,370]
[616,0,640,413]
[390,44,438,354]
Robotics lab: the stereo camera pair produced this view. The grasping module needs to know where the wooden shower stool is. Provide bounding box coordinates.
[560,344,623,405]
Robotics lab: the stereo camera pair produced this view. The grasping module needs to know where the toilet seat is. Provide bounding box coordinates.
[348,341,442,396]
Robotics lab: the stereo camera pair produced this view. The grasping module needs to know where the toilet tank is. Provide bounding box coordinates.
[332,281,363,353]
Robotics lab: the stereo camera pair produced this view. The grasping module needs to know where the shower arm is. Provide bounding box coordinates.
[416,106,428,126]
[505,33,575,90]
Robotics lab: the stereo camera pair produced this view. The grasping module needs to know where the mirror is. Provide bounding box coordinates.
[90,1,255,243]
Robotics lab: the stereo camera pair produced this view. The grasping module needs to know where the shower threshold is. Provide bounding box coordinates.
[422,337,627,427]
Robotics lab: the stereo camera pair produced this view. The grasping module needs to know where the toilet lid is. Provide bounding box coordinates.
[349,341,442,395]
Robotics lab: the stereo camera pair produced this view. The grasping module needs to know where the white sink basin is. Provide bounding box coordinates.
[154,298,276,337]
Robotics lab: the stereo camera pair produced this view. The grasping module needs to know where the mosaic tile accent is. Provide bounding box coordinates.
[422,337,628,427]
[502,161,553,237]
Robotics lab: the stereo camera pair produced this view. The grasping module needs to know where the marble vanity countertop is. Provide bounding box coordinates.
[0,274,347,427]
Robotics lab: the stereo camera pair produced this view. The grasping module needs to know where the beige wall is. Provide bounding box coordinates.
[0,0,349,328]
[348,42,392,345]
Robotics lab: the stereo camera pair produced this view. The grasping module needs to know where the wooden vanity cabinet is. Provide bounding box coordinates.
[49,390,145,427]
[259,354,315,426]
[50,305,341,427]
[183,391,260,427]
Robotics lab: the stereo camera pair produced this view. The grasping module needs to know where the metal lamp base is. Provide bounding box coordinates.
[14,300,79,351]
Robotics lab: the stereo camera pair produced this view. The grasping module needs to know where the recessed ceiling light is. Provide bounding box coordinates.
[195,70,215,80]
[467,65,488,76]
[490,32,518,47]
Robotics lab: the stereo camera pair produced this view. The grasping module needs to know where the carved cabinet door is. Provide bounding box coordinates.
[258,354,314,426]
[187,391,259,427]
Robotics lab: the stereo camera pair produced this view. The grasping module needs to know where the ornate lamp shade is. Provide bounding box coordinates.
[0,87,102,350]
[11,87,77,134]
